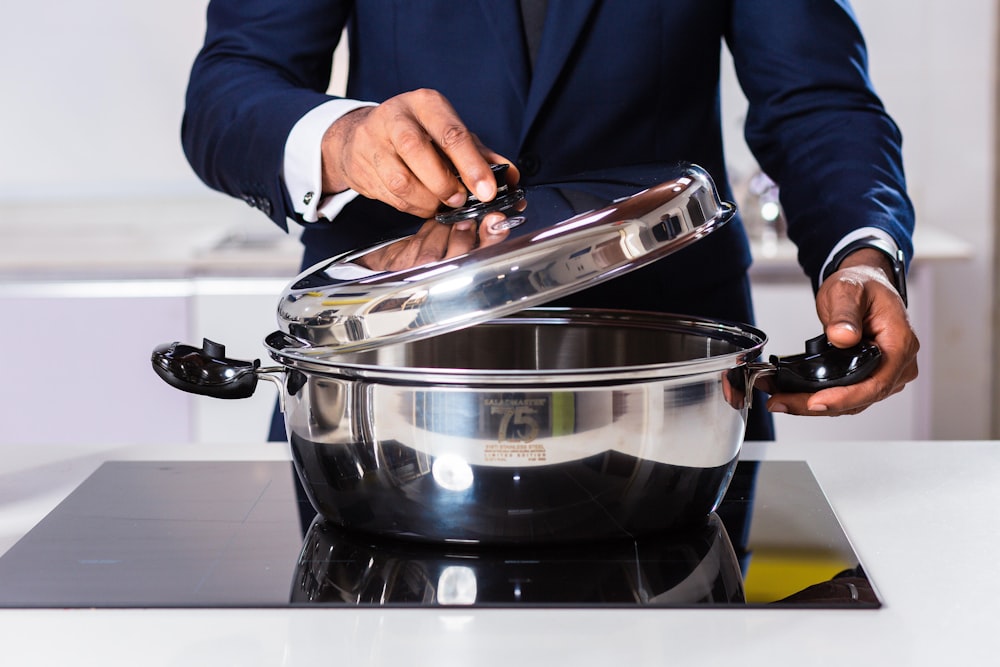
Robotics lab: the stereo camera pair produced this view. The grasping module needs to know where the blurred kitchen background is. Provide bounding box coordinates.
[0,1,991,445]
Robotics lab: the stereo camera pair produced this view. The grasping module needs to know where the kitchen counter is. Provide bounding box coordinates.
[748,225,973,278]
[0,198,972,281]
[0,198,303,280]
[0,439,996,665]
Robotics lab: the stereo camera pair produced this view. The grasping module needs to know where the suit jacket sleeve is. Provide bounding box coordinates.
[726,0,915,287]
[181,0,352,229]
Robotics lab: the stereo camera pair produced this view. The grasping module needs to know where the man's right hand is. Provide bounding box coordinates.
[321,89,520,219]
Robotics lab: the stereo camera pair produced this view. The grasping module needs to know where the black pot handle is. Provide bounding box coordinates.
[770,333,881,393]
[151,339,259,399]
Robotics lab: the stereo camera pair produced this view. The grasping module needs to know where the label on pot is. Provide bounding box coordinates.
[368,385,744,469]
[483,441,549,464]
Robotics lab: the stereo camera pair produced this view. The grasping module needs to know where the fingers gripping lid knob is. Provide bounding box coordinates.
[435,163,524,224]
[466,163,512,205]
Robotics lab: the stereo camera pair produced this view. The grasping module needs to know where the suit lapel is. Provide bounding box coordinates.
[473,0,531,107]
[521,0,601,141]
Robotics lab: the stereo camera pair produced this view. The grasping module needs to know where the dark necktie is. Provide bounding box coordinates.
[519,0,548,70]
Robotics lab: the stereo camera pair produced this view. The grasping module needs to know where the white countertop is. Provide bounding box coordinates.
[0,439,997,666]
[748,225,973,279]
[0,198,303,280]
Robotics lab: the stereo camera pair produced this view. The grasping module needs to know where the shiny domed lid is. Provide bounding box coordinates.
[274,162,735,356]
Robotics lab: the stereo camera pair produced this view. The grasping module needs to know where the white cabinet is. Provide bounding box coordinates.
[188,278,289,444]
[0,278,290,446]
[0,281,194,446]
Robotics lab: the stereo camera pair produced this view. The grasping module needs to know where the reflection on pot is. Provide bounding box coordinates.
[289,513,746,606]
[289,429,739,544]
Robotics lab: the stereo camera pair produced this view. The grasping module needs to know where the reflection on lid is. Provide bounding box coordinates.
[275,163,735,356]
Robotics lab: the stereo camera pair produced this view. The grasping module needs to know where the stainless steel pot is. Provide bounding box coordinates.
[152,164,880,544]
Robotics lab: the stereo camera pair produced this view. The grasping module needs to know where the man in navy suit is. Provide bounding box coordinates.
[182,1,919,440]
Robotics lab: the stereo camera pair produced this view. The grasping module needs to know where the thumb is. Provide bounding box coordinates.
[819,281,866,349]
[826,318,863,349]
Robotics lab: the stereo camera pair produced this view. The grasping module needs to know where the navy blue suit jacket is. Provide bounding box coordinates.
[183,0,913,317]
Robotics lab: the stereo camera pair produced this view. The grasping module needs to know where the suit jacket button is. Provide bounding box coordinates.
[518,153,540,177]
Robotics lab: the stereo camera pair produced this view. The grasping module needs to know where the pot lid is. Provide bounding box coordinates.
[276,162,735,355]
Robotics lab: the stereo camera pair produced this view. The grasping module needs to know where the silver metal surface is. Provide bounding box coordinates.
[265,308,765,384]
[269,309,765,469]
[261,309,765,543]
[275,163,734,356]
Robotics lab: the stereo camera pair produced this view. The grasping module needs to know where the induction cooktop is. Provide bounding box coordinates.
[0,460,878,609]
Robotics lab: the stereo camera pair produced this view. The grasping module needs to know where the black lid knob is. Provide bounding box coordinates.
[465,163,510,205]
[435,163,524,225]
[804,334,829,356]
[202,338,226,359]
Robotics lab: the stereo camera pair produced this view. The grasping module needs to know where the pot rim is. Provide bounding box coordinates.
[263,308,768,385]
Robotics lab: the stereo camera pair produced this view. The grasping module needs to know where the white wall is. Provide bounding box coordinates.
[1,1,995,439]
[722,0,997,439]
[852,1,996,439]
[0,2,213,202]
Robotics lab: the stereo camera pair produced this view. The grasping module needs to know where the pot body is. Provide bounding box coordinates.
[269,309,765,545]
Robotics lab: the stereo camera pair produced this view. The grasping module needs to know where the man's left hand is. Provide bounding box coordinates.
[766,247,920,416]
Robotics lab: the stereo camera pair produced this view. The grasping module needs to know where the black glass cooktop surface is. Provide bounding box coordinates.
[0,460,878,609]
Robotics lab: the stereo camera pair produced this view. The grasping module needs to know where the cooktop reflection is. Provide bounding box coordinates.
[0,460,878,609]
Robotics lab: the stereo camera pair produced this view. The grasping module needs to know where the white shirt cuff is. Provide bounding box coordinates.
[818,227,901,286]
[283,98,378,223]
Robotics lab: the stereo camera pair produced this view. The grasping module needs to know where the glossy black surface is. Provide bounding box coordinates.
[771,334,882,393]
[292,513,746,606]
[0,460,879,609]
[434,163,526,224]
[151,339,259,399]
